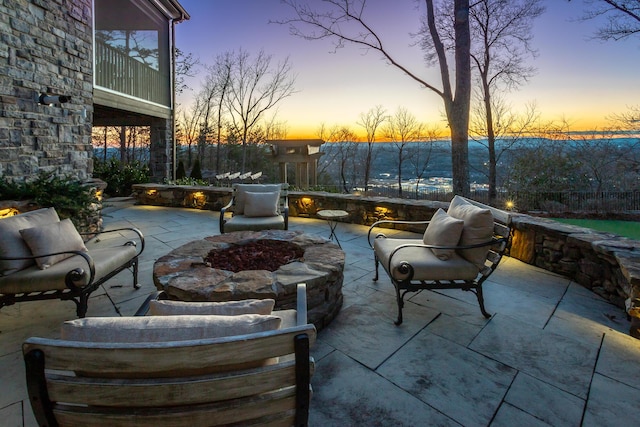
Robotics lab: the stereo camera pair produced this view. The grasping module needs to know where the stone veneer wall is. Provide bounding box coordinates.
[0,0,93,180]
[132,183,640,338]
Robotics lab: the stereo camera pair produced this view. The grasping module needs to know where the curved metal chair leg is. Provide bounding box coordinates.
[373,254,379,281]
[394,283,404,326]
[476,286,492,319]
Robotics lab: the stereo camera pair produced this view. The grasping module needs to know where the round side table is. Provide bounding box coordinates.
[317,209,349,248]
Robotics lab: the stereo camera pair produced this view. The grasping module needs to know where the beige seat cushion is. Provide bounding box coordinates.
[0,245,138,294]
[234,184,282,215]
[223,214,286,232]
[20,218,88,269]
[61,314,282,343]
[243,191,280,217]
[423,208,464,260]
[0,207,60,275]
[149,298,275,316]
[374,238,479,282]
[447,196,494,268]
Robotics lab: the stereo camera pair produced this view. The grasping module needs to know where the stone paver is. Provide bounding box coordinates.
[1,204,638,427]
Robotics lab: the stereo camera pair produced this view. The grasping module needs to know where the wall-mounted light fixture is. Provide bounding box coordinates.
[36,92,71,105]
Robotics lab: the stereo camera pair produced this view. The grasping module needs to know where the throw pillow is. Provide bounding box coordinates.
[149,298,276,316]
[61,314,282,343]
[20,218,88,269]
[447,196,494,267]
[422,208,465,260]
[234,184,282,214]
[243,191,280,217]
[0,207,60,275]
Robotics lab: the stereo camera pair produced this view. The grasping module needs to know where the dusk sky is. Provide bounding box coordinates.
[175,0,640,138]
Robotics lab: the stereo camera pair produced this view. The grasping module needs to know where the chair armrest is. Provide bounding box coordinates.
[133,291,168,316]
[386,236,508,269]
[0,250,96,290]
[368,220,431,248]
[219,199,234,234]
[83,227,145,258]
[296,283,307,326]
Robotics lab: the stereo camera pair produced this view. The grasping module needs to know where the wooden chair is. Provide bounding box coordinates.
[23,284,316,427]
[368,196,511,325]
[220,183,289,234]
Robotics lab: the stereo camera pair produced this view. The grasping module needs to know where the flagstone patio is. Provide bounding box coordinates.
[1,200,639,426]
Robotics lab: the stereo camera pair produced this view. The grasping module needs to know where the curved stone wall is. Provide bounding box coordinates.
[132,183,640,338]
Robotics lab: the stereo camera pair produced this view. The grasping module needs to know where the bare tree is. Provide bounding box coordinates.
[318,124,359,192]
[174,48,199,96]
[469,97,540,193]
[206,52,234,174]
[434,0,544,201]
[384,107,424,197]
[575,0,640,41]
[406,127,441,196]
[279,0,473,195]
[175,105,202,168]
[357,105,387,192]
[225,49,296,173]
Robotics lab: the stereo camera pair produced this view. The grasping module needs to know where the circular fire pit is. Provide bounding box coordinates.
[153,230,344,330]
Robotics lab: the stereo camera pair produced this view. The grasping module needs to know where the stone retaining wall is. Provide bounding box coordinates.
[0,0,93,180]
[132,183,640,338]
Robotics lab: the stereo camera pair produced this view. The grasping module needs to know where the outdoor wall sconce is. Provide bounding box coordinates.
[36,92,71,105]
[146,189,158,196]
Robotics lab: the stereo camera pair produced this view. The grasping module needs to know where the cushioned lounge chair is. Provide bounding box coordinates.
[219,183,289,234]
[368,196,511,325]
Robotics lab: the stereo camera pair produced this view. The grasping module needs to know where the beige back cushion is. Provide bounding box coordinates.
[243,191,280,217]
[0,207,60,275]
[61,314,282,343]
[234,184,282,214]
[20,218,88,269]
[149,298,275,316]
[423,208,465,260]
[447,196,494,268]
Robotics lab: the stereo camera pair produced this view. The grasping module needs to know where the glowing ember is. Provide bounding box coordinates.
[205,239,304,272]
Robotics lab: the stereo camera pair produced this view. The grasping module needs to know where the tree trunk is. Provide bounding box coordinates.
[119,126,126,165]
[483,80,497,202]
[450,0,472,196]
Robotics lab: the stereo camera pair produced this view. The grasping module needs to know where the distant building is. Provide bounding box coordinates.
[269,139,325,189]
[0,0,189,181]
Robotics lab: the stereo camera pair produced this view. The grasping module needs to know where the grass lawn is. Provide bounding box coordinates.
[552,218,640,240]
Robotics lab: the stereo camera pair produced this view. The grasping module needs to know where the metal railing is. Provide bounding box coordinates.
[303,184,640,213]
[95,41,169,106]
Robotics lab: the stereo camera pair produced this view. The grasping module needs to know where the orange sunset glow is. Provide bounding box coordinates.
[176,0,640,140]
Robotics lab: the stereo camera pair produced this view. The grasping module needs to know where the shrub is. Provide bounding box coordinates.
[0,172,98,221]
[176,160,186,179]
[190,159,202,179]
[93,158,150,196]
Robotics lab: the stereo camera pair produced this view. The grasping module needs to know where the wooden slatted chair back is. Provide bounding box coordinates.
[23,324,316,427]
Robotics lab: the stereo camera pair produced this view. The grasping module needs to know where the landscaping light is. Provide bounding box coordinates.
[505,200,515,211]
[0,208,19,218]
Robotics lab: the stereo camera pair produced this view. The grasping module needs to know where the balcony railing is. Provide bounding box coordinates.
[95,41,169,106]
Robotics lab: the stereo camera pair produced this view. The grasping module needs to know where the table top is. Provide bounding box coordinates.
[317,209,349,219]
